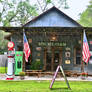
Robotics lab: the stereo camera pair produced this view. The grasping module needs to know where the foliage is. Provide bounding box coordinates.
[81,72,88,76]
[46,0,51,3]
[0,67,7,73]
[30,61,42,70]
[0,0,38,26]
[0,31,9,54]
[19,72,25,76]
[81,72,88,80]
[79,0,92,27]
[14,1,38,25]
[0,0,69,26]
[0,81,92,92]
[19,72,25,80]
[36,0,69,12]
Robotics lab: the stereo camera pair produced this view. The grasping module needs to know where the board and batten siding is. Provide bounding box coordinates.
[24,7,81,27]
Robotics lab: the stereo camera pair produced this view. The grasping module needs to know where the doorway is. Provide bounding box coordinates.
[43,47,62,71]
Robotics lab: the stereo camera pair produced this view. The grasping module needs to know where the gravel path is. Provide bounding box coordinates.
[0,74,92,81]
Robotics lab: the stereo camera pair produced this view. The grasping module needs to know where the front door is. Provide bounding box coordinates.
[43,47,62,71]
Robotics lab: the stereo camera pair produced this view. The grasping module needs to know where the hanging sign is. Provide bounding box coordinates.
[65,60,70,64]
[50,66,60,88]
[8,41,15,50]
[50,65,71,89]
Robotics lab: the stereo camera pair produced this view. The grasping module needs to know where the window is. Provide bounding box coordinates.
[74,47,81,65]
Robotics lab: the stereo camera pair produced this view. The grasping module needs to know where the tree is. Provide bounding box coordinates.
[79,0,92,27]
[11,1,38,26]
[0,0,38,26]
[36,0,69,13]
[0,0,69,26]
[0,31,9,54]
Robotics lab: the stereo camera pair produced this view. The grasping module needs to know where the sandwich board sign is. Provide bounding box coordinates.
[50,65,71,89]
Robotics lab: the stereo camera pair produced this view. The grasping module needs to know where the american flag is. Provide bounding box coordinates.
[23,32,30,62]
[82,31,90,63]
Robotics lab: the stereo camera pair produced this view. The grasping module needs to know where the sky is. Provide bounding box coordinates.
[30,0,90,20]
[62,0,90,20]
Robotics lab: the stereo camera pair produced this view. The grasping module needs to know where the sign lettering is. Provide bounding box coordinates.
[38,42,66,46]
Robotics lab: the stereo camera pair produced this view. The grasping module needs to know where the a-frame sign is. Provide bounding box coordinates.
[50,65,71,89]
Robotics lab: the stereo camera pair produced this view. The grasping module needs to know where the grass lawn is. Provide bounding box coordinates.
[0,80,92,92]
[0,67,7,73]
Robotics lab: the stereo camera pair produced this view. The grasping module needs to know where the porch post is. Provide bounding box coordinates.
[22,29,25,72]
[43,48,47,71]
[22,53,25,71]
[51,48,54,71]
[59,48,62,65]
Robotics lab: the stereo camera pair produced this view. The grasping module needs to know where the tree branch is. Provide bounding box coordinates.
[37,0,44,12]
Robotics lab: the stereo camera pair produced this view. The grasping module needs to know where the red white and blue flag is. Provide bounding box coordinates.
[23,32,30,62]
[82,31,90,63]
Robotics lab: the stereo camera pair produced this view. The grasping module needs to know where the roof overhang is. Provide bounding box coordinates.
[0,27,92,33]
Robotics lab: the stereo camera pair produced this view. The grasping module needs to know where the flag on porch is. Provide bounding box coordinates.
[23,32,30,62]
[82,31,90,63]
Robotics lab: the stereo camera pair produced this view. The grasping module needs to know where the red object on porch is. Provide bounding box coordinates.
[8,41,15,51]
[6,78,14,80]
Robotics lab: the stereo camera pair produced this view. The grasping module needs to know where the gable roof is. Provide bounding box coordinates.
[23,6,82,27]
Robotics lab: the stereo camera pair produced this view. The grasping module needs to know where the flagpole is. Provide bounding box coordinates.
[22,28,25,72]
[81,29,84,72]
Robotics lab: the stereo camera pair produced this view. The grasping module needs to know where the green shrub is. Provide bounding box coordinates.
[30,61,42,70]
[19,72,25,76]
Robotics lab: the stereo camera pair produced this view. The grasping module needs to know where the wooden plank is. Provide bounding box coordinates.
[50,66,60,88]
[43,48,47,70]
[51,48,54,71]
[50,65,71,89]
[60,66,71,89]
[59,48,62,65]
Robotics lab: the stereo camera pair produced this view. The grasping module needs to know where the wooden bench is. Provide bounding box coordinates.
[26,70,42,77]
[26,71,63,78]
[26,70,92,77]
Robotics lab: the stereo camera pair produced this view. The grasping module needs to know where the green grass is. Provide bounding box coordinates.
[0,80,92,92]
[0,67,7,73]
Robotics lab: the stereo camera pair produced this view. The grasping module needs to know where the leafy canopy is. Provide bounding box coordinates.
[79,0,92,27]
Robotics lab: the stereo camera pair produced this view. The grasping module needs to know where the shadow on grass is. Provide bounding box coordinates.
[50,87,71,90]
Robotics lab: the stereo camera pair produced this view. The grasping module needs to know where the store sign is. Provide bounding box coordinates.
[65,60,70,64]
[38,42,66,46]
[8,41,15,51]
[36,47,41,51]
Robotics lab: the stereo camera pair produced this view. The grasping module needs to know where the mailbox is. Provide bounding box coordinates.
[14,51,23,75]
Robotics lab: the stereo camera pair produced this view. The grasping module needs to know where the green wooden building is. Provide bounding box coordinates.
[2,7,92,74]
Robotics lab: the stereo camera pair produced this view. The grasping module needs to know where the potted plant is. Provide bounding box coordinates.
[30,61,42,70]
[81,72,88,79]
[19,72,25,80]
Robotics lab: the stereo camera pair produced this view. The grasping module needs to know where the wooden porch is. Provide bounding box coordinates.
[25,70,83,78]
